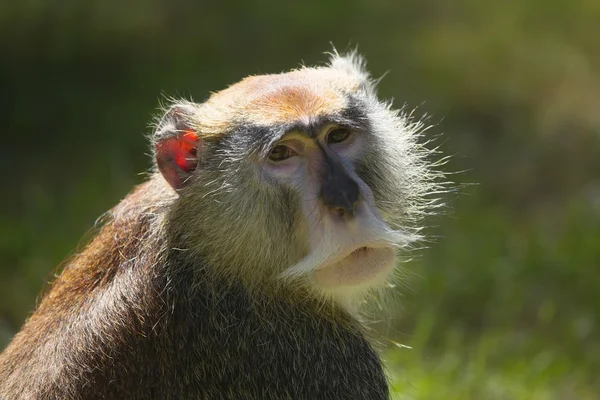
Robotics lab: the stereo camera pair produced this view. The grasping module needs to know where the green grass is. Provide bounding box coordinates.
[380,192,600,400]
[386,327,598,399]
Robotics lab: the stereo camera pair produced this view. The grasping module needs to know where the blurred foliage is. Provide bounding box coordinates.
[1,0,599,397]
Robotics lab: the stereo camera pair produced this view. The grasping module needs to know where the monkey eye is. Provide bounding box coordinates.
[268,144,297,162]
[326,128,351,144]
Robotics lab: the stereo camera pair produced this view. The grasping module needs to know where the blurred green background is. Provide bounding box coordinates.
[1,1,599,398]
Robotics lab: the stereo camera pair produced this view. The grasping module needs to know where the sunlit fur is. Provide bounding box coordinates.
[153,50,446,312]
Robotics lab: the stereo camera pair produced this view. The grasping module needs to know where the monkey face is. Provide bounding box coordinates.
[153,52,443,303]
[260,124,409,296]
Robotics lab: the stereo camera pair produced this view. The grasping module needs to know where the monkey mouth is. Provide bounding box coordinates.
[279,221,413,290]
[350,246,369,255]
[311,245,396,288]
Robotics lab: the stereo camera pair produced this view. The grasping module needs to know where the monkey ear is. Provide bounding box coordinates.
[154,104,202,190]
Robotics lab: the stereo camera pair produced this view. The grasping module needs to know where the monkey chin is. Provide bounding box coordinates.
[311,246,396,292]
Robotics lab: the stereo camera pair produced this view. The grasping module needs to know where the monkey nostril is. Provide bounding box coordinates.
[322,187,362,220]
[330,197,359,219]
[334,207,347,218]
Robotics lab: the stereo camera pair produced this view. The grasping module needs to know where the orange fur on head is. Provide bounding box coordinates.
[191,67,361,135]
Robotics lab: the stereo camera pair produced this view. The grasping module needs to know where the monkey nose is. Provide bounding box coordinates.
[321,179,361,219]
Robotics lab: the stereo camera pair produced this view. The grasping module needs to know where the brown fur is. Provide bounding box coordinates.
[0,179,173,398]
[0,175,390,399]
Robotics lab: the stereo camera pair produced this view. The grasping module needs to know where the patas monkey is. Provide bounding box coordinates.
[0,51,445,399]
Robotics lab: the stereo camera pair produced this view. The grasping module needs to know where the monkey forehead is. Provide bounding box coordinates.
[203,68,361,127]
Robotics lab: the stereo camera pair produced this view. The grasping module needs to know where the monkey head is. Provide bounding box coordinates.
[152,52,441,305]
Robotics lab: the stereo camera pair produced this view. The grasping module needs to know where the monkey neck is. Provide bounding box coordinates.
[103,177,360,327]
[116,178,364,328]
[46,176,362,331]
[164,247,356,327]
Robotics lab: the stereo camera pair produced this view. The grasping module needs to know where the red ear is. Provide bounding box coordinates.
[154,105,202,190]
